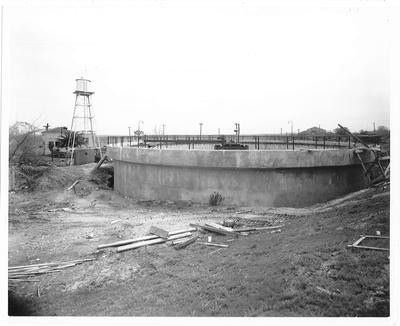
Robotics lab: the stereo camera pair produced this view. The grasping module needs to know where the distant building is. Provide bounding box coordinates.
[41,126,68,155]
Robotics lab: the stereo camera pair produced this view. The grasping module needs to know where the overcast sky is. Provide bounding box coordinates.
[3,1,390,135]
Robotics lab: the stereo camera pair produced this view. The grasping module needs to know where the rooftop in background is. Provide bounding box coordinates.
[42,126,68,133]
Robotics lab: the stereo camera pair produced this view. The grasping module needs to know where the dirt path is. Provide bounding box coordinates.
[8,173,390,316]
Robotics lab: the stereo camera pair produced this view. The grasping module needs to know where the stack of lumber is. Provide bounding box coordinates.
[97,227,197,253]
[172,235,198,249]
[190,222,238,236]
[8,258,94,281]
[190,222,284,235]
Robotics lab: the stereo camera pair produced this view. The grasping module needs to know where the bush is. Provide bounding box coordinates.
[9,121,43,165]
[209,191,224,206]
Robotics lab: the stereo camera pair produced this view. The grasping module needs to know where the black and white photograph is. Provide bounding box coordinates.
[1,0,398,323]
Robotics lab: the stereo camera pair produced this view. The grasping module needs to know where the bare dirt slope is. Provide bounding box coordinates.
[8,164,390,316]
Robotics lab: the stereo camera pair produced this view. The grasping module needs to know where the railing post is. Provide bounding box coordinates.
[315,137,318,149]
[286,136,289,149]
[292,137,295,150]
[323,136,326,149]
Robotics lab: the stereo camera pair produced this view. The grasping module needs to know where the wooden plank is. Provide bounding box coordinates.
[360,235,390,239]
[8,258,94,270]
[173,235,198,249]
[117,232,193,253]
[97,227,196,249]
[96,155,108,169]
[233,225,284,232]
[65,180,80,191]
[351,236,366,247]
[206,222,235,232]
[189,223,205,229]
[196,242,229,248]
[202,224,236,236]
[348,245,389,251]
[149,225,170,239]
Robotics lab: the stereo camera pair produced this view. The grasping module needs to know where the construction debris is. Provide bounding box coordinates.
[65,180,80,191]
[347,235,389,251]
[97,227,196,249]
[197,242,229,248]
[117,232,193,253]
[96,155,112,169]
[233,225,284,232]
[222,219,236,227]
[8,258,94,280]
[172,235,198,249]
[202,222,238,236]
[149,225,170,239]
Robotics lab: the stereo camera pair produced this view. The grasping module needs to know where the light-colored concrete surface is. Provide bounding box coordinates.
[108,147,374,207]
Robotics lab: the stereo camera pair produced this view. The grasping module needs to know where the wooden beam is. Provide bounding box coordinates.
[337,124,370,148]
[360,235,390,239]
[233,225,284,232]
[347,245,389,251]
[202,224,237,236]
[196,242,229,248]
[97,227,196,249]
[65,180,80,191]
[351,236,366,247]
[117,232,193,252]
[206,222,235,232]
[173,235,198,249]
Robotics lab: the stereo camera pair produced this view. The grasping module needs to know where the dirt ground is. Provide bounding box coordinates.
[8,163,390,316]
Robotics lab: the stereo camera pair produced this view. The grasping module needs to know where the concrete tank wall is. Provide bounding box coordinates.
[107,147,374,207]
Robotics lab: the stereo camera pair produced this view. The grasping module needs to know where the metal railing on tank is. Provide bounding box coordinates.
[99,134,378,150]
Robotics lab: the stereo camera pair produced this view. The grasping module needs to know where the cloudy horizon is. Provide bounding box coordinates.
[3,1,390,135]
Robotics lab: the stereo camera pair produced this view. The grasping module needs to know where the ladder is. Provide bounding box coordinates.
[355,148,389,185]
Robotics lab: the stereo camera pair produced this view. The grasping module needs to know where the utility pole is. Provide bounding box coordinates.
[373,122,376,134]
[162,124,165,136]
[234,122,240,143]
[137,120,143,147]
[288,120,293,138]
[128,126,131,146]
[199,122,203,140]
